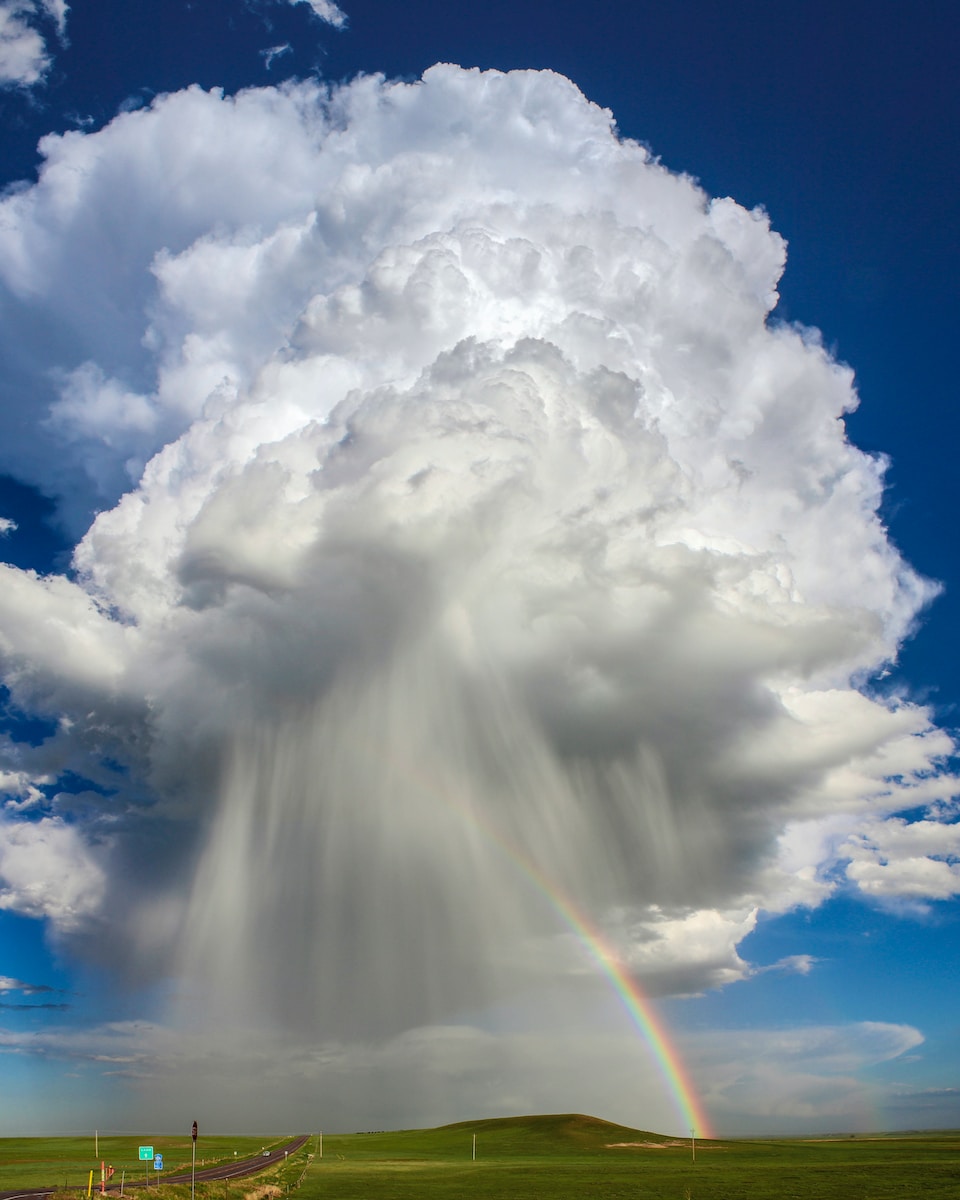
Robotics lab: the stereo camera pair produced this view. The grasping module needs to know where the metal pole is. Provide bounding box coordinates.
[318,1132,322,1160]
[691,1128,696,1163]
[120,1170,125,1197]
[472,1134,476,1161]
[192,1137,196,1200]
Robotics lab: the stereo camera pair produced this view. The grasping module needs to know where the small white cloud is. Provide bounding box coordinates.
[0,0,67,88]
[64,110,95,129]
[0,517,16,536]
[0,766,46,810]
[0,2,49,86]
[0,815,106,931]
[768,953,817,976]
[842,816,960,902]
[260,43,292,70]
[287,0,347,29]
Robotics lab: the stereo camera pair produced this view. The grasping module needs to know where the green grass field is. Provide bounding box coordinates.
[0,1135,284,1192]
[3,1115,959,1200]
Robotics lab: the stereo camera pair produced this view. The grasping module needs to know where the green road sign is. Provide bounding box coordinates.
[139,1147,154,1161]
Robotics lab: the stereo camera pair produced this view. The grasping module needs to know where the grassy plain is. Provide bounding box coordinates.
[0,1136,282,1192]
[3,1115,959,1200]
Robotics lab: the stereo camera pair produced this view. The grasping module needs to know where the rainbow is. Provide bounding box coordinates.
[404,758,714,1138]
[483,826,714,1139]
[515,854,714,1138]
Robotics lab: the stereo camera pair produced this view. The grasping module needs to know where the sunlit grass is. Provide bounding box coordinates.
[3,1118,960,1200]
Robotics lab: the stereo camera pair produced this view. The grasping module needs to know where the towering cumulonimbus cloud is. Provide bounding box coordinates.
[0,64,957,1091]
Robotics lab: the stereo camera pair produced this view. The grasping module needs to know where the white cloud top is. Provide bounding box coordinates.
[0,65,956,1116]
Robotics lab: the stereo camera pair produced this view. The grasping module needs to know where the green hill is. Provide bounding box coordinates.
[434,1112,675,1153]
[318,1111,674,1165]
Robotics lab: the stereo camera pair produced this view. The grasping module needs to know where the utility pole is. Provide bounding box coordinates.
[192,1121,198,1200]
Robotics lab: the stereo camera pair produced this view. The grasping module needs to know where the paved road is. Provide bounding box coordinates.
[0,1135,311,1200]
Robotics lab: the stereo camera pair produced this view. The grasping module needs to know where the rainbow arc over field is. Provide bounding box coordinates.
[490,831,714,1140]
[403,757,714,1139]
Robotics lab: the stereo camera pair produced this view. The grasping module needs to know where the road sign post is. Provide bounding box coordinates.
[139,1147,153,1186]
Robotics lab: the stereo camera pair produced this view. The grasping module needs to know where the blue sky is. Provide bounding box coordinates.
[0,0,958,1138]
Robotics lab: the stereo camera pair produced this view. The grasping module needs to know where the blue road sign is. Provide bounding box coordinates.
[139,1148,153,1161]
[154,1156,163,1171]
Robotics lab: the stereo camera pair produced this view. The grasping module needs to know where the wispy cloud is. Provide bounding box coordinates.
[0,975,55,994]
[0,976,66,1010]
[0,1001,69,1010]
[688,1022,931,1133]
[753,954,819,978]
[260,43,292,70]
